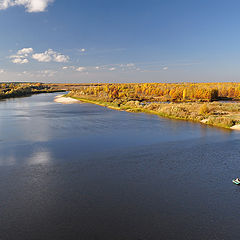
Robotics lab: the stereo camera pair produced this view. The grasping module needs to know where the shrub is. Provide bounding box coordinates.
[199,103,210,115]
[208,117,235,128]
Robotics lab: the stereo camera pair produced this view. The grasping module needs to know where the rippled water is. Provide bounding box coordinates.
[0,93,240,239]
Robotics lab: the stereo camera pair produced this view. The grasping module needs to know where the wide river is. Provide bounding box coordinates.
[0,93,240,239]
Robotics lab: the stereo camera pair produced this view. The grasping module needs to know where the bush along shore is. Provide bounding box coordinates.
[67,83,240,130]
[0,83,64,100]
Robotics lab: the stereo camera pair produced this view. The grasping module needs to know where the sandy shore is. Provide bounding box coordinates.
[230,124,240,130]
[54,95,80,104]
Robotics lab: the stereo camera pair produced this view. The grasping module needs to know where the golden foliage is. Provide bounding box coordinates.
[199,103,210,115]
[69,82,240,102]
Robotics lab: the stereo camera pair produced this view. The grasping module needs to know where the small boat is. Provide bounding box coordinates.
[232,179,240,185]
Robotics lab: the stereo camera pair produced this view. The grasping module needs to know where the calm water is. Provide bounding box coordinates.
[0,93,240,240]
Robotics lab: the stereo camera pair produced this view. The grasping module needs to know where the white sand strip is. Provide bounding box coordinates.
[231,124,240,130]
[54,95,80,104]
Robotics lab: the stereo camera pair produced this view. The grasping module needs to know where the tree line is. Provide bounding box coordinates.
[0,83,60,99]
[70,82,240,102]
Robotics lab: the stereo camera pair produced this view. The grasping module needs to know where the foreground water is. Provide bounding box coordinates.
[0,93,240,239]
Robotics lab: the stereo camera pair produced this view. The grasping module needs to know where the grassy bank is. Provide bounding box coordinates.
[67,93,240,130]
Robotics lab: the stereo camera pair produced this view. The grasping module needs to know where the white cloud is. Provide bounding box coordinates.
[54,54,69,63]
[76,67,86,72]
[62,66,76,70]
[40,69,56,77]
[63,66,88,71]
[11,58,29,64]
[163,66,168,70]
[61,63,140,74]
[80,48,86,52]
[32,49,69,63]
[10,54,24,59]
[126,63,135,67]
[95,63,138,72]
[32,52,51,62]
[0,69,4,73]
[10,47,32,64]
[17,47,33,55]
[0,0,54,12]
[21,69,56,77]
[10,47,69,64]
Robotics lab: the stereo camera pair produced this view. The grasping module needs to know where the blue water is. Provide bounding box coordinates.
[0,93,239,239]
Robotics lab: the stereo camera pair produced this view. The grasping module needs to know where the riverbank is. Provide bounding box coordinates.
[0,83,65,100]
[66,94,240,130]
[54,95,80,104]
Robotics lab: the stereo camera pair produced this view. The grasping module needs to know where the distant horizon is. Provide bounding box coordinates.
[3,80,240,84]
[3,81,240,85]
[1,0,240,83]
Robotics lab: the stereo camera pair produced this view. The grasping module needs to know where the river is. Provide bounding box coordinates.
[0,92,240,239]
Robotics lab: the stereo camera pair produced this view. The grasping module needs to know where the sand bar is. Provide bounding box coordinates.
[230,124,240,130]
[54,95,80,104]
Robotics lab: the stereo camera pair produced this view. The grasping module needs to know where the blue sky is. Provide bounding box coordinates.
[0,0,240,83]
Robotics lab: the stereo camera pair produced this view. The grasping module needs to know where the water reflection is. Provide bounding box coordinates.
[28,149,52,165]
[0,93,239,240]
[0,154,17,166]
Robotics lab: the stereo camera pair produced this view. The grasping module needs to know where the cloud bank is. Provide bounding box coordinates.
[17,47,33,55]
[0,0,54,12]
[32,49,69,63]
[12,58,29,64]
[61,63,140,74]
[75,67,86,72]
[10,47,69,64]
[10,47,33,64]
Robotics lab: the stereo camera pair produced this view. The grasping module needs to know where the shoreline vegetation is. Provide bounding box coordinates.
[2,82,240,130]
[0,82,64,100]
[65,83,240,130]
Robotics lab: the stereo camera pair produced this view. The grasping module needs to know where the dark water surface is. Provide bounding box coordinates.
[0,93,240,240]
